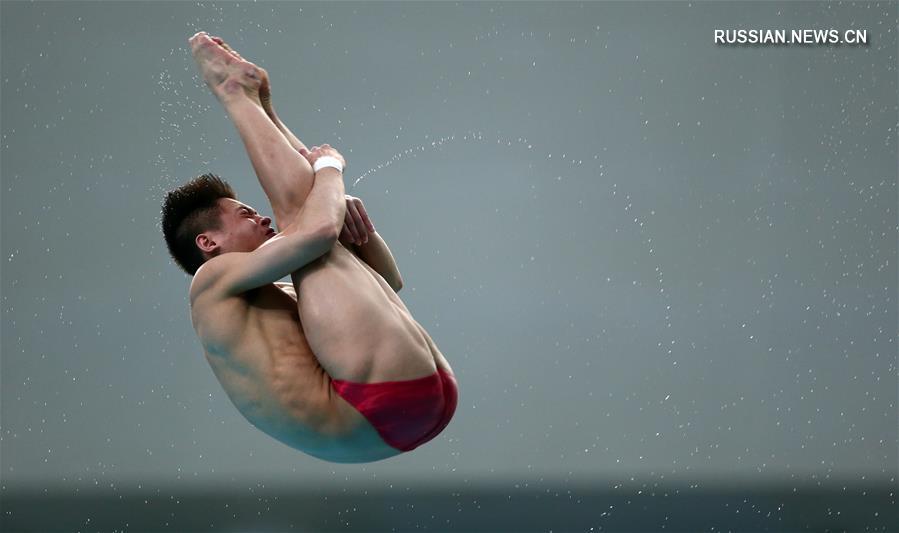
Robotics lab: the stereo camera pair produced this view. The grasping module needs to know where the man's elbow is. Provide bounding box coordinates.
[391,275,404,293]
[313,222,341,246]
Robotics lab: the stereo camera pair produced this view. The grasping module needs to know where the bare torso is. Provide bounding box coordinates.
[190,241,452,463]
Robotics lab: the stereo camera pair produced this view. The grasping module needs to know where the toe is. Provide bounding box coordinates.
[189,31,211,45]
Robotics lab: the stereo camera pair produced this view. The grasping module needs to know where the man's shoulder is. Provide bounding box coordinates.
[188,256,255,336]
[189,256,253,351]
[189,254,234,303]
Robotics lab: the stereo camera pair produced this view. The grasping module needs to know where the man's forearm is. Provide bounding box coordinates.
[298,168,346,236]
[352,231,403,291]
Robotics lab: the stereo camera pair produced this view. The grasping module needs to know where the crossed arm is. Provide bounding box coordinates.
[266,105,403,292]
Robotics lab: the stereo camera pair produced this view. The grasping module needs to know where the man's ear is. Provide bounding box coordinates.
[196,233,217,254]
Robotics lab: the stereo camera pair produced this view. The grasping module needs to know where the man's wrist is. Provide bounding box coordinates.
[314,167,343,179]
[313,156,344,174]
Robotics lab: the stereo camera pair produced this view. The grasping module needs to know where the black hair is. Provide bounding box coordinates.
[160,173,237,275]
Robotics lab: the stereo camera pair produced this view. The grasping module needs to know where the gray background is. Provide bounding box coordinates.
[2,0,896,504]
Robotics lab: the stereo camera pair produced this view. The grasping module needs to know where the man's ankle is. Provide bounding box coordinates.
[217,83,260,108]
[262,100,277,122]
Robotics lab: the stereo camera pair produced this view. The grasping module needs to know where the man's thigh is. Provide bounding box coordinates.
[269,177,313,233]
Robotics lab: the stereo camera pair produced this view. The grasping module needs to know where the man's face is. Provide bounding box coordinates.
[204,198,276,255]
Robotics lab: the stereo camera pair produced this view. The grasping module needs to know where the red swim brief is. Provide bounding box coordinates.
[331,367,458,452]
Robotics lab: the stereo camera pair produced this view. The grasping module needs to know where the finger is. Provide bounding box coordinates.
[354,199,375,233]
[352,205,368,244]
[343,210,360,244]
[346,203,364,245]
[345,200,365,244]
[339,224,353,244]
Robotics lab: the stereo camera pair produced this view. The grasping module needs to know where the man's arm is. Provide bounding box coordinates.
[193,166,345,299]
[338,196,404,293]
[348,231,403,292]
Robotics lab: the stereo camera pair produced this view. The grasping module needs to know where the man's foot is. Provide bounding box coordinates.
[188,31,269,104]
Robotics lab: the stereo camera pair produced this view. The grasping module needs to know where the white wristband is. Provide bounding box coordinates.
[313,155,344,174]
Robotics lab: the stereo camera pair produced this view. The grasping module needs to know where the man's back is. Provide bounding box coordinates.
[188,252,402,463]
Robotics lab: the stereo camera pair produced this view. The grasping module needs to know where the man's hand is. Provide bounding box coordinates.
[298,144,347,172]
[332,195,403,291]
[297,145,373,246]
[339,195,376,246]
[298,144,366,245]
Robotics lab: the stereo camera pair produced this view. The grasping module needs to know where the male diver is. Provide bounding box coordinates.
[160,32,457,463]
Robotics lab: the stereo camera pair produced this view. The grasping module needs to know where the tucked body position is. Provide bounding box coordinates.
[160,32,457,463]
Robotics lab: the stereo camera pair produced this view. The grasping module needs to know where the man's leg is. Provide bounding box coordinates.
[266,107,310,155]
[189,32,312,231]
[216,36,311,157]
[224,96,313,230]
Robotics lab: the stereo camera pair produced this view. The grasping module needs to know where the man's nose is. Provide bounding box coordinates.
[260,215,272,226]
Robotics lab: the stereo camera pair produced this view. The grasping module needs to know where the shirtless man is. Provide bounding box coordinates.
[160,32,457,463]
